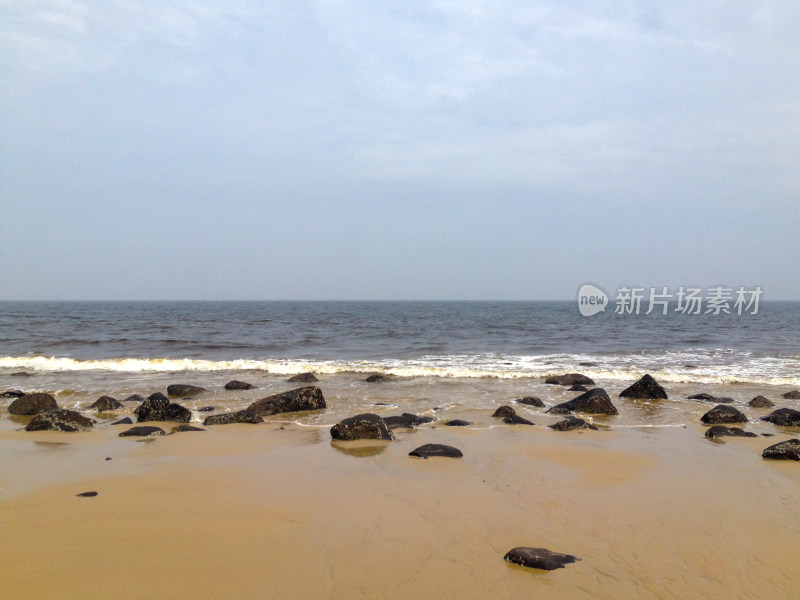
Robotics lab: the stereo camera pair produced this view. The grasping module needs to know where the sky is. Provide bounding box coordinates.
[1,1,799,301]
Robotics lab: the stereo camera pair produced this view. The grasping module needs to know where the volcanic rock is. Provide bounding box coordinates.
[688,393,717,401]
[383,413,434,429]
[781,390,800,399]
[492,406,517,419]
[749,396,775,408]
[119,426,165,437]
[175,424,205,432]
[203,410,263,425]
[247,386,326,416]
[547,388,618,415]
[409,444,463,459]
[445,420,470,427]
[704,426,757,439]
[365,374,393,383]
[330,413,394,441]
[88,396,123,411]
[224,380,256,390]
[761,408,800,427]
[504,413,535,425]
[287,372,319,383]
[25,409,95,432]
[504,547,579,571]
[8,393,58,415]
[1,389,25,399]
[700,405,748,425]
[619,374,668,399]
[545,374,595,386]
[167,384,206,398]
[568,384,588,392]
[515,396,545,408]
[762,439,800,461]
[76,491,98,497]
[136,393,192,423]
[121,394,145,403]
[111,417,134,425]
[549,417,598,431]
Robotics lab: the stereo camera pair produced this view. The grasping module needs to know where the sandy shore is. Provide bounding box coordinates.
[1,410,799,599]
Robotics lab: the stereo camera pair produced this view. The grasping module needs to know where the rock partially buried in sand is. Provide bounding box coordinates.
[111,417,134,425]
[547,388,618,416]
[88,396,123,411]
[749,396,775,408]
[492,406,517,419]
[247,386,326,416]
[619,374,668,400]
[175,424,205,432]
[704,425,757,439]
[25,409,95,432]
[76,491,98,497]
[330,413,394,441]
[224,380,256,390]
[515,396,545,408]
[504,547,580,571]
[121,394,145,403]
[203,410,263,425]
[762,439,800,461]
[700,405,748,425]
[504,413,535,425]
[287,372,319,383]
[119,426,165,437]
[445,419,470,427]
[781,390,800,399]
[409,444,463,459]
[8,393,58,415]
[549,417,598,431]
[1,389,25,399]
[167,384,206,398]
[688,393,717,401]
[545,374,595,386]
[137,393,192,423]
[761,408,800,427]
[365,374,393,383]
[383,413,434,429]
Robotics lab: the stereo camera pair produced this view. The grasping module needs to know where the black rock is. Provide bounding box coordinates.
[568,384,588,392]
[409,444,463,458]
[704,425,758,439]
[504,413,534,425]
[492,406,517,419]
[203,410,263,425]
[121,394,145,403]
[247,386,326,416]
[688,393,717,401]
[76,491,98,497]
[330,413,394,441]
[516,396,545,408]
[25,409,95,432]
[175,424,205,432]
[545,374,595,386]
[10,372,33,377]
[761,408,800,427]
[287,372,319,383]
[762,439,800,461]
[167,384,206,398]
[445,420,470,427]
[619,374,668,400]
[700,404,748,425]
[547,388,618,416]
[383,413,434,429]
[8,393,58,415]
[781,390,800,399]
[119,426,166,437]
[365,374,393,383]
[749,396,775,408]
[197,406,216,412]
[136,393,192,423]
[88,396,123,411]
[1,389,25,398]
[504,547,579,571]
[111,417,134,425]
[549,417,598,431]
[224,380,256,390]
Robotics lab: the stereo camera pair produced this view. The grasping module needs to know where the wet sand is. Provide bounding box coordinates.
[1,414,799,599]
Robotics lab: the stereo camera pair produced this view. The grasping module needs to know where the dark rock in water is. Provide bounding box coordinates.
[167,384,206,398]
[76,491,98,497]
[715,397,735,404]
[8,392,58,415]
[578,362,597,367]
[383,413,434,429]
[504,547,579,571]
[547,388,618,416]
[119,426,165,437]
[247,386,326,416]
[203,410,263,425]
[409,443,463,458]
[287,372,319,383]
[701,404,748,425]
[504,413,534,425]
[688,393,717,401]
[136,393,192,423]
[445,419,470,427]
[175,424,205,432]
[549,417,598,431]
[619,374,668,400]
[545,373,595,386]
[89,396,123,411]
[762,439,800,461]
[365,374,393,383]
[1,389,25,399]
[568,384,588,392]
[121,394,145,403]
[330,413,394,441]
[25,409,95,432]
[224,380,256,390]
[516,396,545,408]
[781,390,800,399]
[704,425,758,439]
[197,406,215,412]
[10,371,34,377]
[111,417,134,425]
[761,408,800,427]
[492,406,517,419]
[749,396,775,408]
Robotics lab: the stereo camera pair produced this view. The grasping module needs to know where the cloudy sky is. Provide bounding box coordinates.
[2,1,798,300]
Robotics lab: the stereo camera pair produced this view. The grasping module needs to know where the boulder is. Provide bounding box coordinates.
[119,426,166,437]
[704,426,757,439]
[167,384,206,397]
[781,390,800,399]
[224,380,256,390]
[1,389,25,399]
[111,417,134,425]
[619,374,668,399]
[762,439,800,461]
[409,444,463,459]
[504,547,579,571]
[121,394,145,403]
[547,388,618,416]
[25,409,95,432]
[88,396,123,411]
[175,424,205,432]
[287,372,319,383]
[515,397,545,408]
[365,374,393,383]
[203,410,263,426]
[504,413,535,425]
[492,406,517,419]
[761,408,800,427]
[8,393,58,415]
[549,417,598,431]
[545,374,595,386]
[383,413,434,429]
[700,405,748,425]
[197,406,216,412]
[749,396,775,408]
[568,384,588,392]
[688,393,717,401]
[330,413,394,441]
[445,420,470,427]
[247,386,326,416]
[136,393,192,423]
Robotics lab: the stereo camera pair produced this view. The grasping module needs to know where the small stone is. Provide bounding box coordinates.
[704,425,757,439]
[203,410,263,425]
[224,380,256,390]
[175,425,205,432]
[88,396,123,411]
[492,406,517,419]
[749,396,775,408]
[516,397,545,408]
[111,417,133,426]
[365,374,393,383]
[688,393,717,401]
[504,413,534,425]
[445,420,470,427]
[409,444,463,458]
[549,417,598,431]
[545,374,595,386]
[119,426,166,437]
[504,547,579,570]
[287,372,319,383]
[121,394,145,403]
[383,413,434,429]
[197,406,216,412]
[330,413,394,441]
[76,491,98,497]
[781,390,800,399]
[167,384,206,398]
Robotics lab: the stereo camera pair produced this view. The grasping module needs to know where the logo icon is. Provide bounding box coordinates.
[578,284,608,317]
